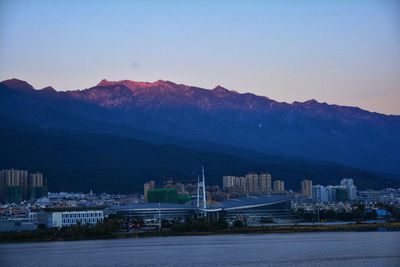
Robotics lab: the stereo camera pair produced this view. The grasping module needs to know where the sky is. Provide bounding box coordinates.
[1,0,399,114]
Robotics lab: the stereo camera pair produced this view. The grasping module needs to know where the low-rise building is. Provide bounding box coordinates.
[0,217,37,232]
[38,207,104,228]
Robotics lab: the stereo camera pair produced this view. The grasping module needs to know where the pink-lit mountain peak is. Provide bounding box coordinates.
[1,78,35,91]
[96,79,244,99]
[97,79,178,91]
[292,99,321,106]
[40,86,56,92]
[1,78,380,118]
[212,85,229,92]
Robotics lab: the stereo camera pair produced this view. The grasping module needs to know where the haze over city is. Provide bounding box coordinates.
[1,0,399,114]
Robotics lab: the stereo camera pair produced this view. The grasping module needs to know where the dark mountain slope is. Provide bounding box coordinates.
[1,78,399,176]
[0,120,397,193]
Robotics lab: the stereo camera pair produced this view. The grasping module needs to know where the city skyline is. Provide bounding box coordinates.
[1,0,399,114]
[1,1,399,264]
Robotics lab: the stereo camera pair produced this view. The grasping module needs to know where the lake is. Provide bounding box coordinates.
[1,231,399,266]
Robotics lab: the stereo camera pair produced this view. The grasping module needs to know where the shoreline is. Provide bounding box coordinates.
[1,222,399,244]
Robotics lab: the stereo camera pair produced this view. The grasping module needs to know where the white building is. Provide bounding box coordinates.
[340,178,354,187]
[28,211,38,223]
[348,185,357,201]
[312,185,328,203]
[340,178,357,201]
[39,208,104,228]
[325,185,336,203]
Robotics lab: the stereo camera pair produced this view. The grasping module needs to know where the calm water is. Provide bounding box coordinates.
[1,232,399,267]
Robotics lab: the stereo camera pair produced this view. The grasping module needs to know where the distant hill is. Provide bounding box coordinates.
[1,78,399,176]
[0,78,399,193]
[0,120,398,193]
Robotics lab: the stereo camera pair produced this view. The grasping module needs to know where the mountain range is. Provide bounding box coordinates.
[0,78,399,192]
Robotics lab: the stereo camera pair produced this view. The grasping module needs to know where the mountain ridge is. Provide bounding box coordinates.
[3,77,395,116]
[1,78,399,176]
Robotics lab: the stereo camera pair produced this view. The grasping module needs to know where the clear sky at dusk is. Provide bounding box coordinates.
[1,0,399,114]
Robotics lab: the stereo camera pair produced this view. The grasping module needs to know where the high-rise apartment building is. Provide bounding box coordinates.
[273,180,285,192]
[340,178,357,201]
[239,176,246,192]
[259,173,272,193]
[245,173,259,193]
[347,185,357,200]
[312,185,328,203]
[340,178,354,187]
[335,185,348,202]
[0,169,47,203]
[29,172,44,187]
[144,180,155,203]
[325,185,336,203]
[223,173,274,195]
[301,179,313,197]
[310,179,358,203]
[223,176,234,188]
[1,169,27,187]
[223,176,247,194]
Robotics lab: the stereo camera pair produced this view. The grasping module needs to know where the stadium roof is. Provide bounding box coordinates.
[208,195,291,211]
[112,202,195,212]
[112,194,290,213]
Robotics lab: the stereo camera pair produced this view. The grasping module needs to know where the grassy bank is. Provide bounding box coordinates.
[1,222,399,243]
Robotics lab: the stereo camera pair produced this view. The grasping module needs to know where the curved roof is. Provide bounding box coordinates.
[112,202,195,212]
[209,194,291,211]
[112,194,291,213]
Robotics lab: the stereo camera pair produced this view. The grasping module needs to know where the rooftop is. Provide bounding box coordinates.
[112,194,291,212]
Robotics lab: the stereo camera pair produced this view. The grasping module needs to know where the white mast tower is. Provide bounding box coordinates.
[196,165,207,210]
[201,165,206,209]
[197,175,200,208]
